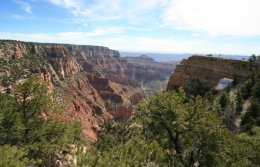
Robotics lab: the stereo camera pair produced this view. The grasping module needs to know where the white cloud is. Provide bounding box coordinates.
[47,0,167,23]
[47,0,260,36]
[0,26,123,42]
[1,31,259,54]
[47,0,80,8]
[81,36,260,55]
[162,0,260,36]
[55,27,124,38]
[15,0,33,14]
[191,33,200,37]
[10,14,27,20]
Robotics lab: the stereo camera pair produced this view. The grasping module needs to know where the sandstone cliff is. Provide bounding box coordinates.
[167,56,258,94]
[0,40,147,140]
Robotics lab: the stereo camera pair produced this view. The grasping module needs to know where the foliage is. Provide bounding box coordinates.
[219,92,230,109]
[134,89,234,166]
[14,60,259,166]
[0,76,83,166]
[222,102,237,132]
[0,54,51,87]
[1,54,260,166]
[236,127,260,166]
[0,145,30,167]
[240,74,256,99]
[240,72,260,132]
[252,82,260,100]
[236,90,243,111]
[79,89,260,166]
[241,99,260,132]
[186,79,210,96]
[77,121,163,166]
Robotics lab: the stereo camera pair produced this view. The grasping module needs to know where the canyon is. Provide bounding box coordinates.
[125,54,178,97]
[0,40,176,140]
[2,40,255,141]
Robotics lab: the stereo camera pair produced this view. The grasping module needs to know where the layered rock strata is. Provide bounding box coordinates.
[0,40,145,140]
[167,56,258,93]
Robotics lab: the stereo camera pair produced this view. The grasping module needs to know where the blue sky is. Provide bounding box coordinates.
[0,0,260,55]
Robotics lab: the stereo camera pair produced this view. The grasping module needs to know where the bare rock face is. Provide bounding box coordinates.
[0,40,145,141]
[167,56,258,93]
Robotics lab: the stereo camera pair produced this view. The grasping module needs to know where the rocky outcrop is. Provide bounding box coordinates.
[167,56,259,93]
[0,40,145,140]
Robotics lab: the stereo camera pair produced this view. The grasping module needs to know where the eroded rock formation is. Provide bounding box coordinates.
[0,40,146,140]
[167,56,258,93]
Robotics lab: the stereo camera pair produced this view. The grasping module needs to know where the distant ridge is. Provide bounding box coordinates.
[121,51,250,62]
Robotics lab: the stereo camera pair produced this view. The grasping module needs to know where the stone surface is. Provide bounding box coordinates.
[0,40,146,141]
[167,56,259,92]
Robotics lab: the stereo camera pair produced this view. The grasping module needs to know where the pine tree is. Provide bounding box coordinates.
[0,76,83,165]
[219,92,229,109]
[236,90,243,112]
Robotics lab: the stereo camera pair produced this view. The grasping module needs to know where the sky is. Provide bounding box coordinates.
[0,0,260,55]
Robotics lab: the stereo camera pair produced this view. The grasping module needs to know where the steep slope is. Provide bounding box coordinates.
[0,40,146,140]
[125,55,178,97]
[167,56,259,93]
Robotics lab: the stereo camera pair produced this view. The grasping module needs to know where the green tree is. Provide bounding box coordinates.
[219,92,230,109]
[249,54,257,62]
[0,145,29,167]
[0,76,82,165]
[252,82,260,100]
[240,78,254,99]
[241,100,260,132]
[236,127,260,166]
[78,121,163,166]
[133,89,234,166]
[79,89,259,166]
[236,90,244,111]
[223,102,237,132]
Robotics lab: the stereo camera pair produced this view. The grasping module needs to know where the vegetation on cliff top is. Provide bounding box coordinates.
[0,55,260,166]
[78,86,260,166]
[78,57,260,166]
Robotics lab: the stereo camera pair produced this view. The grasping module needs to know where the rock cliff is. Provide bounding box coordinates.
[125,55,178,97]
[0,40,146,140]
[167,56,258,94]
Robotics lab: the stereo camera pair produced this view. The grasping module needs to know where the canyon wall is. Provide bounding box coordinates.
[125,55,178,97]
[167,56,258,93]
[0,40,147,140]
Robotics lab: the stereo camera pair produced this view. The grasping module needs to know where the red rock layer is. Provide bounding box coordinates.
[0,40,144,141]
